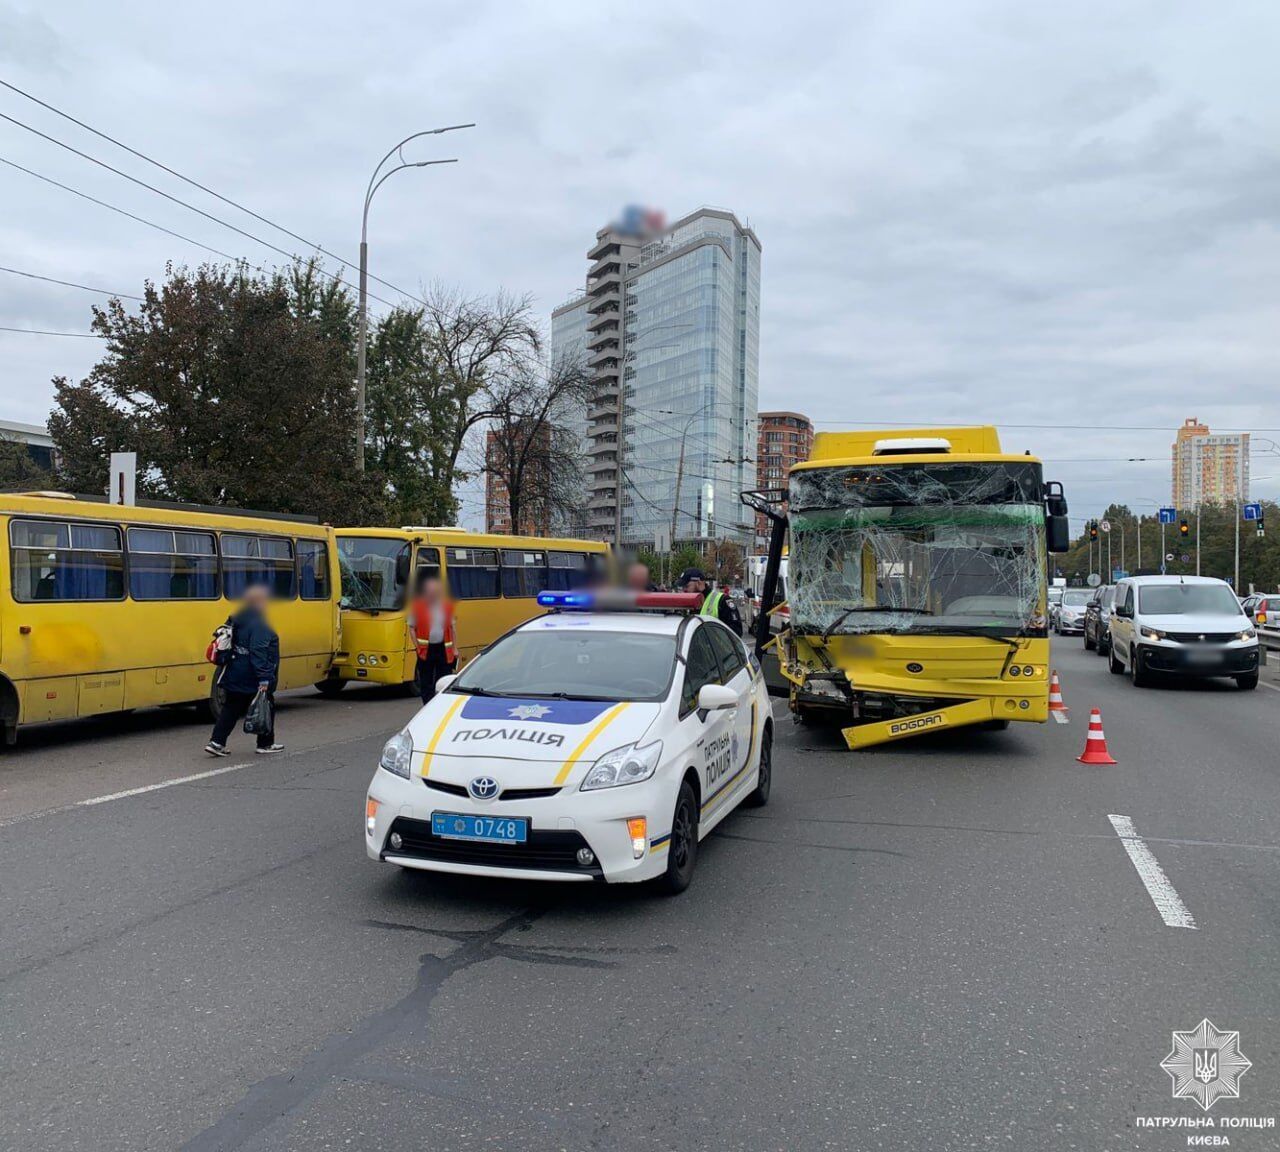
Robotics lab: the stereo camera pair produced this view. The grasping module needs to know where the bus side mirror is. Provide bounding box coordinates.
[1046,515,1070,553]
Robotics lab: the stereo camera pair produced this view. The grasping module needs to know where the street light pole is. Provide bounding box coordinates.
[355,125,473,471]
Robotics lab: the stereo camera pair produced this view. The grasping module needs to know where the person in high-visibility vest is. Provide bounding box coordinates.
[408,576,457,704]
[678,568,743,636]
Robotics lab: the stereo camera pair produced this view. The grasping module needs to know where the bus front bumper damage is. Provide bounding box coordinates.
[786,663,1047,750]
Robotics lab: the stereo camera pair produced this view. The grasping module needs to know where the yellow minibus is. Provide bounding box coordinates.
[0,493,340,744]
[321,527,610,694]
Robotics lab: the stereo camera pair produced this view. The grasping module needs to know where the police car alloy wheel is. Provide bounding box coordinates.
[659,780,699,895]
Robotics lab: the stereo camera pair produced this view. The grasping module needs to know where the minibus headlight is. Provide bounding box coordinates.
[357,653,368,666]
[1140,627,1166,641]
[380,729,414,779]
[1237,628,1256,642]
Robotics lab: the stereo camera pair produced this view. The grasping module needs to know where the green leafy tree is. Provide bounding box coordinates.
[0,439,54,492]
[48,261,386,524]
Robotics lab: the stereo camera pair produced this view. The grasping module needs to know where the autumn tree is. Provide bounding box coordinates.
[480,350,594,535]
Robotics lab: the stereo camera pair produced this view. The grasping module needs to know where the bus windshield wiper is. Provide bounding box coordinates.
[821,606,933,643]
[913,626,1022,652]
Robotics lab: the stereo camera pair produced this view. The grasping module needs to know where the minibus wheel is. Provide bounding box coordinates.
[315,679,347,697]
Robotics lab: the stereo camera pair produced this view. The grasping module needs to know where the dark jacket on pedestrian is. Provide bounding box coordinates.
[219,606,280,695]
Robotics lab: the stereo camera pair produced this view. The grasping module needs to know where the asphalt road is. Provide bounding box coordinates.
[2,647,1280,1152]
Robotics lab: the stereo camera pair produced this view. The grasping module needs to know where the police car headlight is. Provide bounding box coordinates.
[379,729,414,779]
[580,741,663,791]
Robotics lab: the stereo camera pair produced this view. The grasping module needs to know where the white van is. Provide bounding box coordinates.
[1108,575,1261,689]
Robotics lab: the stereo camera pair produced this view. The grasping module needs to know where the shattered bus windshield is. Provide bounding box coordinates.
[788,461,1046,637]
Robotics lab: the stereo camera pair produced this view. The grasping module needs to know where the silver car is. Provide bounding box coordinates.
[1054,588,1092,635]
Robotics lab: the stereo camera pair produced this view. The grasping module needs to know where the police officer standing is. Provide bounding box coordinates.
[678,568,743,636]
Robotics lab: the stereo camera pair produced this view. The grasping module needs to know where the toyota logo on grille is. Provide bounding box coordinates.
[468,776,499,800]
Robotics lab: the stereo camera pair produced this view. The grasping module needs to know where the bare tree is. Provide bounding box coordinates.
[421,284,540,509]
[481,350,594,535]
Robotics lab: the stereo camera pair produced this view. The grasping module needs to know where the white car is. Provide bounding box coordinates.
[365,591,774,893]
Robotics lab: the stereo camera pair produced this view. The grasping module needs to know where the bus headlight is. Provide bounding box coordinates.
[580,742,663,791]
[357,653,368,665]
[380,729,414,779]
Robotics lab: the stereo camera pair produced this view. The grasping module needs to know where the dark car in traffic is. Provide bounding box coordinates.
[1083,585,1115,654]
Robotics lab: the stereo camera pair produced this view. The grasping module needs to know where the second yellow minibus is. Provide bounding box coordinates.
[321,527,610,694]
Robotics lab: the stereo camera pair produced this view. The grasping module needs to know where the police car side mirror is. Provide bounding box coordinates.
[435,673,459,694]
[697,684,737,712]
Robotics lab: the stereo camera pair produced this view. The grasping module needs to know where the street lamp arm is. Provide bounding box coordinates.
[363,125,475,214]
[364,159,458,227]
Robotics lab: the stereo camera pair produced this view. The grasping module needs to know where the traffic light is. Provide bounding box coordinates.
[1089,521,1098,541]
[1179,518,1189,539]
[1258,513,1266,539]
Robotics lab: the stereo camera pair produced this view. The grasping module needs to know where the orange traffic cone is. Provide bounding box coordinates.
[1076,707,1116,765]
[1048,670,1068,712]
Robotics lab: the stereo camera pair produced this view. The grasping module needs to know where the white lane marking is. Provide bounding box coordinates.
[77,762,253,806]
[1108,814,1197,930]
[1258,680,1280,694]
[1052,711,1069,724]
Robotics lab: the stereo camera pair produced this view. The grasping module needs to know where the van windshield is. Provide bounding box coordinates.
[1139,584,1244,617]
[338,537,409,611]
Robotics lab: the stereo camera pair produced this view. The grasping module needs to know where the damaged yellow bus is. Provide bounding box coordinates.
[745,426,1069,749]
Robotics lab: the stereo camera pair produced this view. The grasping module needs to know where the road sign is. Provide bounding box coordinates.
[1243,502,1262,521]
[1180,553,1190,563]
[1112,568,1127,581]
[1165,552,1175,562]
[1086,573,1101,587]
[1158,507,1176,524]
[1100,519,1111,533]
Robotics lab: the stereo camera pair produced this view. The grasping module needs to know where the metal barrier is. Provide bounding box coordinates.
[1261,626,1280,653]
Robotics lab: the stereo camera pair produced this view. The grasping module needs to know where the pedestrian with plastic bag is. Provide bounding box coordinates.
[205,584,284,756]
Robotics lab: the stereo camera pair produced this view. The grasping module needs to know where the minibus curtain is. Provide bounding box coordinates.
[448,565,500,599]
[52,554,118,600]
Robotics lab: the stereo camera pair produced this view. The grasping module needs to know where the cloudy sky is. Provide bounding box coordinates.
[2,0,1278,530]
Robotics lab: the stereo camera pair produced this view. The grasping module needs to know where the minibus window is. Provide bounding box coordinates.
[297,540,330,600]
[547,550,590,591]
[11,518,125,602]
[223,534,297,600]
[501,550,549,598]
[445,547,500,599]
[128,527,218,600]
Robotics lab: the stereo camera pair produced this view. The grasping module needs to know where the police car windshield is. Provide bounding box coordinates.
[451,630,677,702]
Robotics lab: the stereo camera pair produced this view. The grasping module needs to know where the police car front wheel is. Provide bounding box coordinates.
[658,780,699,895]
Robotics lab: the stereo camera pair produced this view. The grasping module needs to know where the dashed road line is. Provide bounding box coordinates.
[1108,813,1197,930]
[1051,711,1069,724]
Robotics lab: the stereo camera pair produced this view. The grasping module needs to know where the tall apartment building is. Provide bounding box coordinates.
[1171,417,1250,507]
[753,411,813,546]
[551,206,761,547]
[483,428,551,536]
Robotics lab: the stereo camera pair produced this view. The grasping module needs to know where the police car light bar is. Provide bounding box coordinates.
[536,590,702,612]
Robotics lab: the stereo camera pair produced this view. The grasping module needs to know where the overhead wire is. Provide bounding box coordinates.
[0,263,142,300]
[0,78,425,304]
[0,154,400,311]
[0,109,404,309]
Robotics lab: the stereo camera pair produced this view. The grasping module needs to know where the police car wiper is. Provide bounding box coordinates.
[524,691,619,702]
[821,606,933,643]
[451,686,510,697]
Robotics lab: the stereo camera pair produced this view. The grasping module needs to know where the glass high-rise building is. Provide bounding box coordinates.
[551,207,761,547]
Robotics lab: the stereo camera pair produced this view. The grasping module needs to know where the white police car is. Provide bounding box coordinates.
[365,590,773,893]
